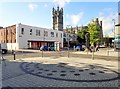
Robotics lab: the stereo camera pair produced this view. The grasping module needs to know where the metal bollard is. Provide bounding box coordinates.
[42,50,43,58]
[13,51,16,60]
[68,47,69,58]
[74,46,75,52]
[92,51,94,60]
[92,47,95,60]
[107,47,109,56]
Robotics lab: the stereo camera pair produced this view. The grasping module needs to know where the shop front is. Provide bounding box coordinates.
[28,41,54,49]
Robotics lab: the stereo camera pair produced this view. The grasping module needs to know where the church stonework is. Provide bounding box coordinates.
[95,18,103,45]
[52,6,63,31]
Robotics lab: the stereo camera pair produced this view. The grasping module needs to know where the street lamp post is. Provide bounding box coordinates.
[67,25,71,58]
[112,19,116,51]
[11,29,12,51]
[42,30,45,58]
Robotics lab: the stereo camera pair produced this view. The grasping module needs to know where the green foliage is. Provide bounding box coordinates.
[103,37,109,46]
[77,29,88,44]
[88,20,100,45]
[77,29,88,39]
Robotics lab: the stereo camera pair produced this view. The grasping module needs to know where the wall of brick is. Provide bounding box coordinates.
[0,25,16,43]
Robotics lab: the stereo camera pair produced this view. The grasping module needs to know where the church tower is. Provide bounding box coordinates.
[95,18,103,45]
[52,6,63,31]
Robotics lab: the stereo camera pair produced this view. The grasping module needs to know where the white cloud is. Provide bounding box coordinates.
[98,12,117,36]
[28,4,38,11]
[53,0,70,8]
[70,12,84,25]
[44,4,48,7]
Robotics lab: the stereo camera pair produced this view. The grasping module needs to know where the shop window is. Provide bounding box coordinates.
[30,29,32,35]
[21,28,24,34]
[44,31,48,37]
[51,32,54,37]
[56,33,58,37]
[36,30,40,36]
[61,33,62,38]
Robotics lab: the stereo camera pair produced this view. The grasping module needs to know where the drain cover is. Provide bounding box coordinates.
[52,70,57,72]
[47,73,53,76]
[36,72,42,74]
[61,71,66,73]
[60,74,66,76]
[89,73,96,75]
[44,69,49,71]
[74,73,80,76]
[70,70,75,72]
[79,69,84,72]
[38,68,43,70]
[99,71,104,73]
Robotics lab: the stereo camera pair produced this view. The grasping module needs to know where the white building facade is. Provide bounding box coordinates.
[4,23,63,51]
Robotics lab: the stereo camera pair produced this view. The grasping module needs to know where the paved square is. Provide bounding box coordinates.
[1,56,119,88]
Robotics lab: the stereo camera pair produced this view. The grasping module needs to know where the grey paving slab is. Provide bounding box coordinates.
[2,57,119,87]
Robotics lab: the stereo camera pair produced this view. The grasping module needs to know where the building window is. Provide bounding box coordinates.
[30,29,32,35]
[61,33,62,38]
[56,33,58,37]
[51,32,54,37]
[36,30,40,36]
[44,31,48,37]
[64,33,66,37]
[6,30,7,35]
[15,39,16,43]
[21,28,24,34]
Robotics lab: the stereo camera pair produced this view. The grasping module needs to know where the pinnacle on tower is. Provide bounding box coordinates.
[52,6,63,31]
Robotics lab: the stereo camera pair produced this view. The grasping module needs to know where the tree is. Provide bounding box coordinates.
[85,33,90,48]
[88,19,100,46]
[77,29,88,44]
[103,36,109,47]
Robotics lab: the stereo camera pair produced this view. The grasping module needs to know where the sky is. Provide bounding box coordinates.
[0,0,119,36]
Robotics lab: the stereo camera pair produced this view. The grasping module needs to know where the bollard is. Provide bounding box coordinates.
[87,48,88,54]
[74,46,75,52]
[42,50,43,58]
[87,50,88,54]
[92,47,95,60]
[107,47,109,56]
[13,51,16,60]
[68,47,69,58]
[92,51,94,60]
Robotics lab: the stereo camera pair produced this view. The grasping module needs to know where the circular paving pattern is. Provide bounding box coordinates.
[20,62,119,82]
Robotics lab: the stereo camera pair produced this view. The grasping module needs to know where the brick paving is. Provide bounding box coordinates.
[1,56,119,88]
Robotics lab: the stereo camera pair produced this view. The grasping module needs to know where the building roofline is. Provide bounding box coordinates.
[115,24,120,26]
[0,24,16,29]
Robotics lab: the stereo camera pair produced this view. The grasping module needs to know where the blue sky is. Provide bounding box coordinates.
[0,1,119,36]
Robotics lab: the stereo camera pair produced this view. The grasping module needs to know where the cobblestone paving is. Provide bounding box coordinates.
[1,57,119,87]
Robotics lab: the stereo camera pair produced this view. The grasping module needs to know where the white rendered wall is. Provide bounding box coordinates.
[6,43,18,50]
[115,26,120,36]
[17,23,63,49]
[1,43,18,50]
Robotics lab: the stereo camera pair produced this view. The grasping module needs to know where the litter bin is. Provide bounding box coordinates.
[2,49,7,54]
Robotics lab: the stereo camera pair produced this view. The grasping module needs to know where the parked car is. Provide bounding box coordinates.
[40,46,54,51]
[40,46,48,51]
[2,49,7,54]
[76,45,82,51]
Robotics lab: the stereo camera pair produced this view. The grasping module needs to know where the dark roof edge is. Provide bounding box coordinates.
[115,24,120,26]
